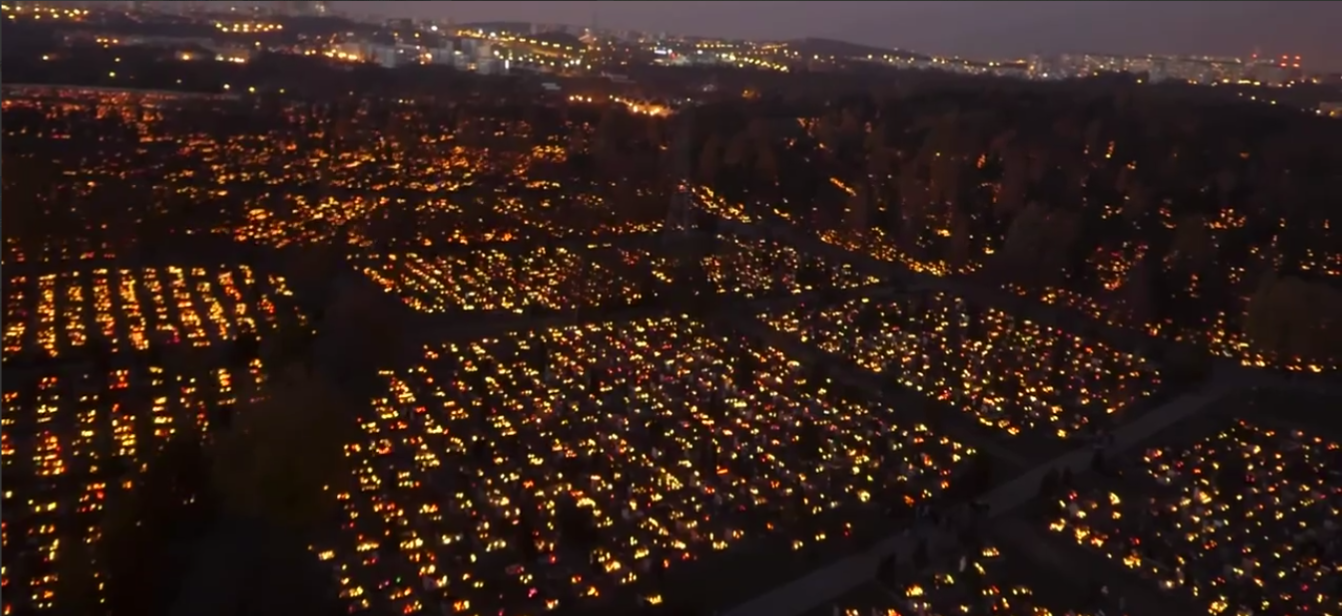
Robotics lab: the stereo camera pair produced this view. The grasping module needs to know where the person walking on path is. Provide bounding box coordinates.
[1039,467,1059,499]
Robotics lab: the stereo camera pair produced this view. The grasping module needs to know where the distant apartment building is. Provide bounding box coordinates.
[458,38,493,60]
[1245,54,1302,86]
[1248,62,1289,87]
[423,46,456,66]
[475,58,506,75]
[367,44,405,68]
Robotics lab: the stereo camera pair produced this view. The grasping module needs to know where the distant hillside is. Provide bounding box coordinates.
[786,37,926,61]
[461,21,534,35]
[531,31,583,48]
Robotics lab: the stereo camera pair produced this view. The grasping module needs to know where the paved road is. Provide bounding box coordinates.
[726,314,1031,469]
[364,228,677,259]
[710,213,1342,397]
[991,517,1193,616]
[814,514,1192,616]
[409,282,903,343]
[720,380,1236,616]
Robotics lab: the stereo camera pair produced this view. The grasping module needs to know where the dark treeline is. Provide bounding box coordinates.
[680,82,1342,365]
[6,33,1342,364]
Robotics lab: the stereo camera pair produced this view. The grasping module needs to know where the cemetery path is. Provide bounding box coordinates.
[721,381,1236,616]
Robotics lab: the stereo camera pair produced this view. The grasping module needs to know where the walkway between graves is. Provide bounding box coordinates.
[721,379,1236,616]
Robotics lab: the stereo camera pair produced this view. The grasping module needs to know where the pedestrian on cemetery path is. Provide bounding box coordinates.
[912,538,930,571]
[877,552,898,584]
[1039,467,1060,499]
[970,499,990,527]
[1091,448,1107,474]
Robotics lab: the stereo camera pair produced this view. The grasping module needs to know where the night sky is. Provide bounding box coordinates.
[309,1,1342,69]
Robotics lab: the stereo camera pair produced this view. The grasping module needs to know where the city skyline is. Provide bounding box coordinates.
[291,1,1342,70]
